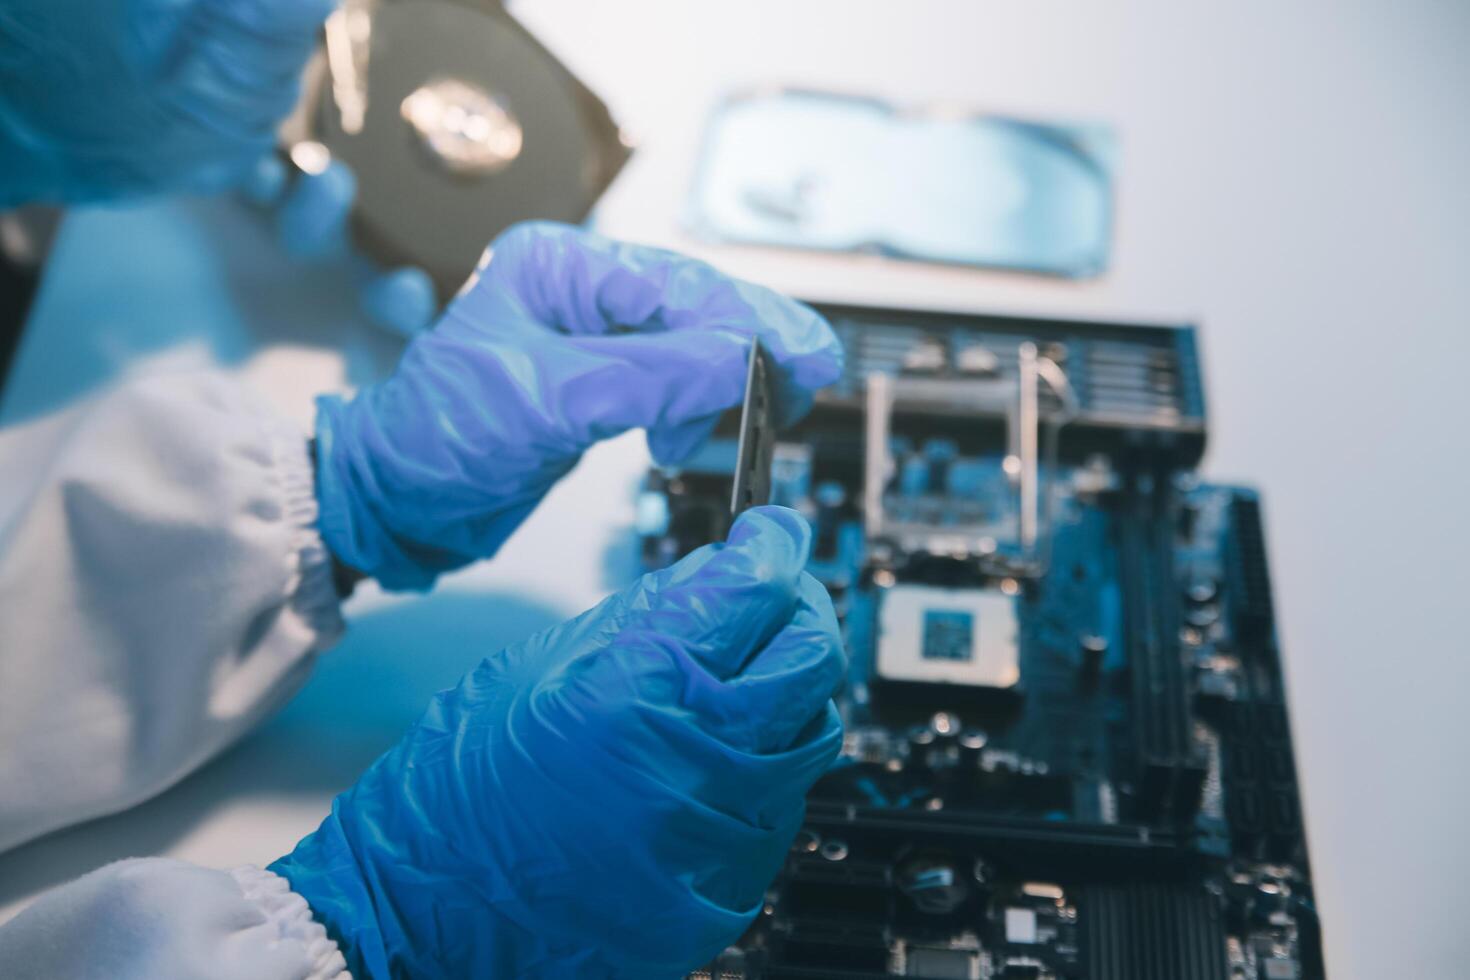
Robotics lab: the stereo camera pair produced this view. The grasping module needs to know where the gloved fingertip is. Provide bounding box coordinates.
[647,415,721,466]
[727,505,814,564]
[630,505,811,679]
[724,574,846,752]
[744,300,843,429]
[748,573,844,684]
[239,154,286,206]
[362,266,439,337]
[278,160,356,258]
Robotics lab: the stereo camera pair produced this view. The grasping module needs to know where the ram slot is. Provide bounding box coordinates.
[1118,467,1205,820]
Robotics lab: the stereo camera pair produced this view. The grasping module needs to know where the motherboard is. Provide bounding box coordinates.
[637,303,1323,980]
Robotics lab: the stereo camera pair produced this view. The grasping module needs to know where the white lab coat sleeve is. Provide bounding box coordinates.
[0,368,344,853]
[0,858,349,980]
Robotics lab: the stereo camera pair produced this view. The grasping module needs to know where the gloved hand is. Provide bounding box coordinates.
[271,506,845,978]
[0,0,332,207]
[314,221,844,590]
[241,154,440,336]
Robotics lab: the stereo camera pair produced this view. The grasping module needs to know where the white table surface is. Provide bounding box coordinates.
[2,2,1467,977]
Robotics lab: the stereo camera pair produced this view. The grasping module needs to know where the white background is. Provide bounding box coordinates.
[2,2,1467,978]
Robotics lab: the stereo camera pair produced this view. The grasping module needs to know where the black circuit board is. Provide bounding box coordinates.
[637,305,1321,980]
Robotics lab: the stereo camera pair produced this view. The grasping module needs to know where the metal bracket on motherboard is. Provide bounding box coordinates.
[863,342,1079,577]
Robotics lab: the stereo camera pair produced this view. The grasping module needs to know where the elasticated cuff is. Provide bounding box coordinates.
[263,413,346,644]
[230,866,351,980]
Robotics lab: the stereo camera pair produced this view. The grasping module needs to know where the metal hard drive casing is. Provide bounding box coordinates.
[287,0,630,299]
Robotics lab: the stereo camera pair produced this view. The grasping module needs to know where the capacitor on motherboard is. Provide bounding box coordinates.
[819,839,849,862]
[1079,633,1108,683]
[922,714,963,768]
[1186,578,1218,604]
[908,719,959,768]
[958,729,989,768]
[1185,604,1220,628]
[907,723,938,751]
[812,481,846,561]
[1249,878,1291,926]
[930,712,961,738]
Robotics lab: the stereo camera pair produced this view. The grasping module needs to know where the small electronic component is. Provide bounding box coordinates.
[1004,907,1039,944]
[730,338,775,516]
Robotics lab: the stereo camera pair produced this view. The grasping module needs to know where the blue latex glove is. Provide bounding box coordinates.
[241,155,440,337]
[314,221,844,590]
[271,506,845,978]
[0,0,333,207]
